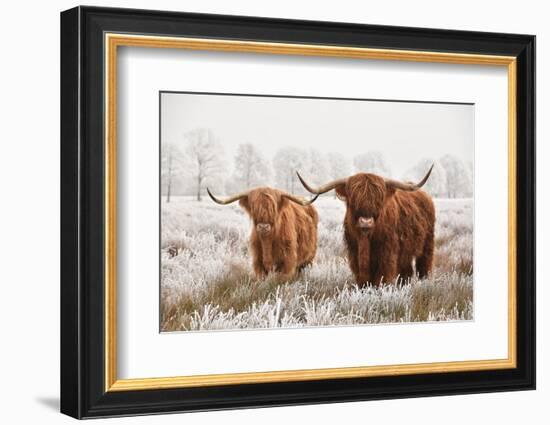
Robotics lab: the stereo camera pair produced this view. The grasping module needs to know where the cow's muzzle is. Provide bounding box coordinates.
[256,223,272,234]
[357,217,375,229]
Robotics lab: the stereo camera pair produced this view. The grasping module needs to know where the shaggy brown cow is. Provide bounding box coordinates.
[297,166,435,287]
[207,187,319,280]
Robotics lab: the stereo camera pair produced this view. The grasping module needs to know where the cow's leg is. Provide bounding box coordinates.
[260,237,274,276]
[344,228,364,284]
[346,248,361,282]
[251,238,268,279]
[416,233,434,279]
[356,237,372,287]
[297,261,312,273]
[253,261,268,279]
[398,254,414,283]
[372,239,399,286]
[278,240,298,281]
[372,256,398,286]
[292,221,316,275]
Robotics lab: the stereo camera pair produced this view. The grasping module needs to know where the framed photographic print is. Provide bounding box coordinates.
[60,6,536,419]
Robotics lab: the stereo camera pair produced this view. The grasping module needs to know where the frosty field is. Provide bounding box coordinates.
[160,196,474,332]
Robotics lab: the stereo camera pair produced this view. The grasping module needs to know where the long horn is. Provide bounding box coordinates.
[206,187,249,205]
[296,171,348,195]
[282,192,319,206]
[385,163,434,191]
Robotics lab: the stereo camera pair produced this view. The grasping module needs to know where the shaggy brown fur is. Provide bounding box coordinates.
[334,174,435,286]
[236,188,318,280]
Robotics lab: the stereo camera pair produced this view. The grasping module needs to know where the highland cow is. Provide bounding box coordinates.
[297,166,435,287]
[207,187,319,280]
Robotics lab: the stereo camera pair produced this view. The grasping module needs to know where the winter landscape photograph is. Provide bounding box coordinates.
[160,92,474,332]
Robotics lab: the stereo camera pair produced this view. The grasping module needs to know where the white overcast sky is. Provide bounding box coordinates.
[161,92,473,178]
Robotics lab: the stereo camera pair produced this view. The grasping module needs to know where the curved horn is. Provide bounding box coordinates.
[282,192,319,206]
[385,163,434,191]
[296,171,348,195]
[206,187,249,205]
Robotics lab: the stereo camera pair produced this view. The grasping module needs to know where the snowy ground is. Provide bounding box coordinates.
[160,196,473,331]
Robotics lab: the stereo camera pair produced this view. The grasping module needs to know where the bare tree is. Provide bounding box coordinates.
[466,160,474,197]
[404,158,447,198]
[301,148,330,188]
[232,143,271,191]
[328,152,353,198]
[273,147,308,194]
[161,143,184,203]
[440,154,472,198]
[184,128,224,201]
[353,151,391,176]
[328,152,353,178]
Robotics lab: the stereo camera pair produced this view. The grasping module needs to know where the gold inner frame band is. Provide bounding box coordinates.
[104,33,517,392]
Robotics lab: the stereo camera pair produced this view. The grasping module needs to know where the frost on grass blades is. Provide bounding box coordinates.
[161,198,473,331]
[160,92,474,332]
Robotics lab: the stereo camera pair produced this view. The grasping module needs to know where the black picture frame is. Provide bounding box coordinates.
[60,5,535,419]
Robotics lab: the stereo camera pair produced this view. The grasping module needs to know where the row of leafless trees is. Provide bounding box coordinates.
[162,129,224,202]
[161,128,473,202]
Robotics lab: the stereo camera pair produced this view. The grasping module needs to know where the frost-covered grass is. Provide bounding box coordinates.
[160,196,473,332]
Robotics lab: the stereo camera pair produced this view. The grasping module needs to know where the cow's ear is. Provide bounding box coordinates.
[239,197,250,212]
[335,184,347,201]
